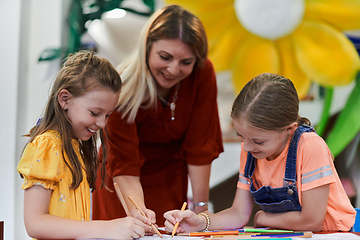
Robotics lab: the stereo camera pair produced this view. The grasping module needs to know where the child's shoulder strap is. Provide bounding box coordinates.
[284,124,315,184]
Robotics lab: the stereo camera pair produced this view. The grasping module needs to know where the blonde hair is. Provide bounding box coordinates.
[23,50,122,190]
[117,4,208,122]
[231,73,310,130]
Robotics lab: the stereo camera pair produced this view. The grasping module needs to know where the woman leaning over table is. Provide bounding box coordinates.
[92,4,224,232]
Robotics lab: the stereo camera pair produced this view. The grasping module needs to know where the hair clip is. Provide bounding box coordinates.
[36,118,43,125]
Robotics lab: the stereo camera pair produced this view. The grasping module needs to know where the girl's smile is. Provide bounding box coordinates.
[233,118,296,161]
[61,87,119,141]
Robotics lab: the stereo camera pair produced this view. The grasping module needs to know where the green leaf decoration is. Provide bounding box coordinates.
[40,0,155,61]
[326,72,360,157]
[38,48,66,61]
[315,87,333,137]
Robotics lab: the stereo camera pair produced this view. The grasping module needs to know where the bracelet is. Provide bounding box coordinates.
[193,201,208,207]
[198,212,210,232]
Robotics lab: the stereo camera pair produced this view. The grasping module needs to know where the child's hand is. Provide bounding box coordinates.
[130,208,157,235]
[163,209,200,234]
[107,216,145,239]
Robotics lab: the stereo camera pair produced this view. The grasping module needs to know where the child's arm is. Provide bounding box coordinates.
[254,184,329,231]
[208,187,254,230]
[24,185,145,239]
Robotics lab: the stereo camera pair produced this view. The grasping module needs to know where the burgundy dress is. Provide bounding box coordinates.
[92,59,224,224]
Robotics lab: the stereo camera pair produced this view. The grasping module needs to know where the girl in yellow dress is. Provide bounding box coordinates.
[17,51,148,240]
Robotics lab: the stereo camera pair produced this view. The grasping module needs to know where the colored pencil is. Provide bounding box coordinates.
[171,202,187,237]
[241,236,292,240]
[178,230,241,236]
[251,231,312,238]
[128,196,163,238]
[206,237,292,240]
[178,228,310,239]
[242,228,293,233]
[113,182,130,216]
[178,229,294,237]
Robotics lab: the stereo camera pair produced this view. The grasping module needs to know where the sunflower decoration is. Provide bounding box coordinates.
[166,0,360,158]
[165,0,360,100]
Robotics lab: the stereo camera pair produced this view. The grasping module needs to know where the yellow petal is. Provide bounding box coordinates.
[209,23,249,72]
[305,0,360,30]
[232,36,280,94]
[292,19,360,86]
[198,7,238,48]
[165,1,237,46]
[276,37,312,99]
[166,0,233,9]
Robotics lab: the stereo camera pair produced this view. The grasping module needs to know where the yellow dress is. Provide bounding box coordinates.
[17,130,90,221]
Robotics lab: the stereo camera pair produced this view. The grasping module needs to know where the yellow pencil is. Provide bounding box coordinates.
[128,196,163,238]
[113,182,130,216]
[171,202,188,237]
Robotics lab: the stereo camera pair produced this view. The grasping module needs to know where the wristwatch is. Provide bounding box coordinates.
[193,201,208,207]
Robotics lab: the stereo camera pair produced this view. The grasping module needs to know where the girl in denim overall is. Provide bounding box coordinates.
[163,73,356,233]
[244,124,314,214]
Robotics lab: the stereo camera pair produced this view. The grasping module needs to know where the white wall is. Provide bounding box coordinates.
[0,1,21,240]
[1,0,68,239]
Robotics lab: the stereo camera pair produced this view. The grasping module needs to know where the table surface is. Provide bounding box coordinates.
[78,231,360,240]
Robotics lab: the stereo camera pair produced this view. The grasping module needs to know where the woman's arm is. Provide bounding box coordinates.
[254,184,329,231]
[114,175,145,212]
[24,185,145,239]
[114,175,156,233]
[188,163,211,213]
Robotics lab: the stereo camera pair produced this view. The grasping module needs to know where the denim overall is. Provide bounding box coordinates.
[244,125,315,213]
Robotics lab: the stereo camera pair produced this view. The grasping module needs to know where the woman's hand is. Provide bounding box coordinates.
[164,209,204,234]
[130,208,157,235]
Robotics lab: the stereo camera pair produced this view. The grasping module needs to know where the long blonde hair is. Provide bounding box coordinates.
[117,4,208,122]
[23,50,122,190]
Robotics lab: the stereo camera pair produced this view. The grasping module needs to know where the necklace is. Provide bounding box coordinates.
[157,83,180,121]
